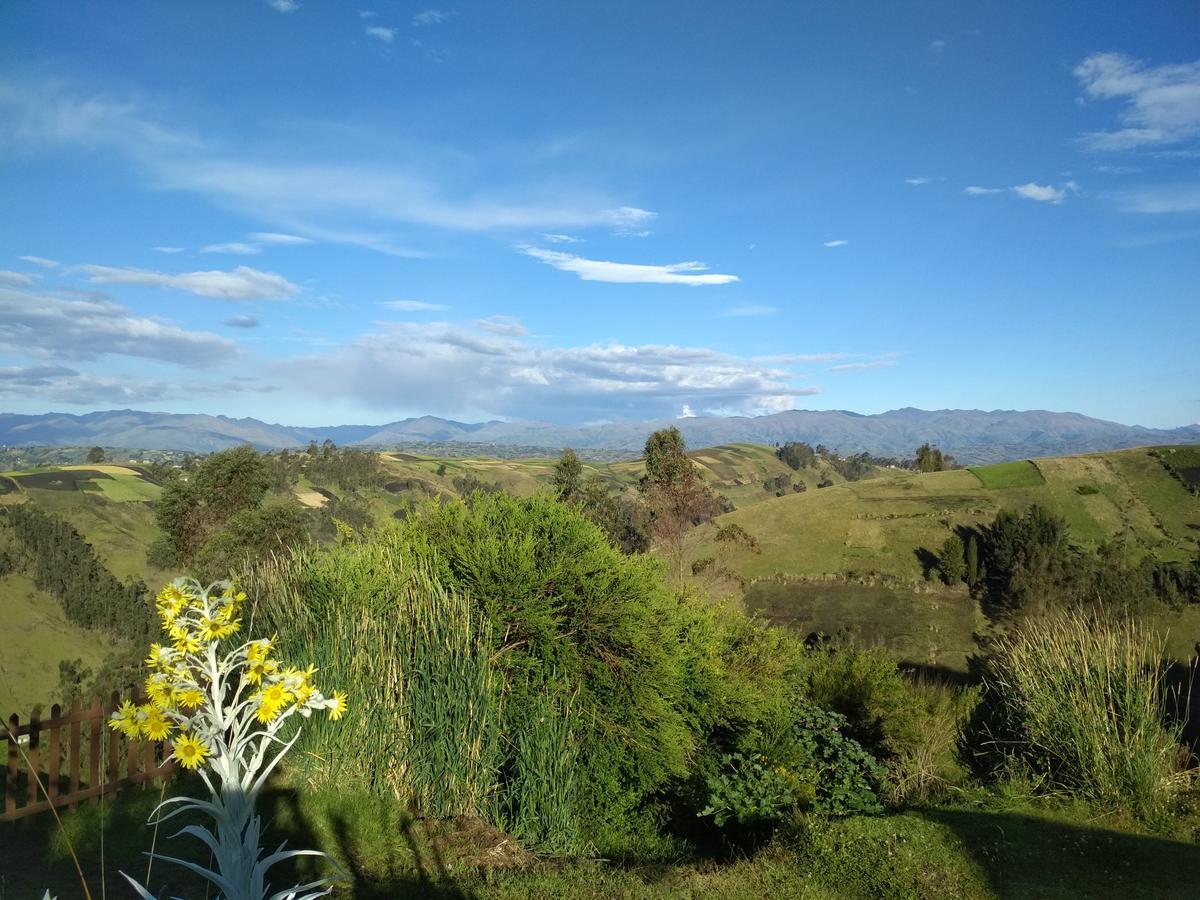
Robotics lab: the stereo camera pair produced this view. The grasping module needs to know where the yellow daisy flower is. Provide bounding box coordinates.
[171,733,211,770]
[328,690,348,721]
[176,687,206,710]
[141,705,171,741]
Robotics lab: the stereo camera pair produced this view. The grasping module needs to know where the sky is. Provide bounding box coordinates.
[0,1,1198,429]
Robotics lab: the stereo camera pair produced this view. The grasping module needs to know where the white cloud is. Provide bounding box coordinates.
[540,233,580,244]
[965,182,1078,203]
[18,255,59,268]
[153,246,184,254]
[1011,181,1077,204]
[930,39,946,52]
[247,232,313,245]
[202,241,261,255]
[278,320,818,421]
[267,0,299,12]
[823,239,848,248]
[520,246,738,286]
[382,299,451,312]
[365,25,395,42]
[413,9,453,26]
[223,315,260,328]
[0,286,236,364]
[475,315,529,336]
[0,364,78,385]
[359,10,377,18]
[0,270,38,286]
[679,404,696,418]
[1116,183,1200,214]
[719,305,777,317]
[80,264,299,301]
[1075,52,1200,150]
[905,177,932,186]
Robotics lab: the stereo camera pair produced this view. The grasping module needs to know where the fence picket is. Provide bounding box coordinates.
[1,691,176,823]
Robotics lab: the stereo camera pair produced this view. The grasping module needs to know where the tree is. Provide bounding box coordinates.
[914,443,955,473]
[776,442,817,471]
[938,533,966,585]
[552,448,584,502]
[86,446,105,464]
[639,428,716,581]
[965,535,981,588]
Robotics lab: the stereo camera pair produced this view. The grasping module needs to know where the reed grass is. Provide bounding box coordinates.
[244,542,502,821]
[979,608,1186,811]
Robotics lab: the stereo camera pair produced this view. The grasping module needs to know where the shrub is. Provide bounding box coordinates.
[969,609,1185,812]
[937,533,966,585]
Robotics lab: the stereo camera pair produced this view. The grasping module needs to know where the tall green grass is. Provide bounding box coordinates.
[244,542,503,821]
[977,609,1186,811]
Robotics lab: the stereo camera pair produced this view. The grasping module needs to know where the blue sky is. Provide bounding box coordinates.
[1,1,1197,428]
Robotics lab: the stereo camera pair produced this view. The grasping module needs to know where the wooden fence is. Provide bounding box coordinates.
[2,692,175,822]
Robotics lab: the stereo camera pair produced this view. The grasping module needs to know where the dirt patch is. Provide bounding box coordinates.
[13,469,112,491]
[295,490,328,508]
[0,476,17,495]
[413,816,532,871]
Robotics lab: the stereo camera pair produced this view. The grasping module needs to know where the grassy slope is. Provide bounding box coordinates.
[691,446,1200,583]
[0,573,123,715]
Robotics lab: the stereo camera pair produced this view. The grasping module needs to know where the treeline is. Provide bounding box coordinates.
[2,504,153,641]
[929,503,1200,615]
[775,440,942,483]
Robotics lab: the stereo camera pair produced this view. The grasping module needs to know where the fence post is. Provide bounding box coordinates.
[26,709,41,809]
[87,696,101,801]
[107,692,120,791]
[48,704,62,805]
[4,713,17,818]
[67,698,81,810]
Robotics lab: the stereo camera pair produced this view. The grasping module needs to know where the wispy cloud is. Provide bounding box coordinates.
[829,355,899,372]
[823,239,848,248]
[965,181,1078,203]
[412,9,453,26]
[365,25,395,43]
[475,314,528,336]
[267,0,299,12]
[1075,52,1200,150]
[720,305,777,317]
[153,246,184,254]
[754,353,850,364]
[248,232,313,245]
[223,315,260,328]
[382,300,450,312]
[0,270,38,286]
[520,246,739,286]
[929,39,946,52]
[1116,183,1200,214]
[541,233,580,244]
[18,255,59,268]
[80,264,299,301]
[202,242,261,255]
[0,78,661,252]
[904,177,932,186]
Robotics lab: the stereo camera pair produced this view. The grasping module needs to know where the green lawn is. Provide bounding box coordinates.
[970,460,1045,489]
[93,471,162,502]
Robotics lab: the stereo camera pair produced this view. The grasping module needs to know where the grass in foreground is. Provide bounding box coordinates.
[6,781,1200,900]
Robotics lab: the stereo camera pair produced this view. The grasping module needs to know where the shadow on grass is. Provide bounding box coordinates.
[922,807,1200,900]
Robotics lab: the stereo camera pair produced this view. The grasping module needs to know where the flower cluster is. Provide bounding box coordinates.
[108,578,346,771]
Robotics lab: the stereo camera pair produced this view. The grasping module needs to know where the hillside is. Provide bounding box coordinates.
[3,407,1198,463]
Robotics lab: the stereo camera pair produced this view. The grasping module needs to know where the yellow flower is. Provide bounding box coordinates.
[145,643,175,669]
[145,672,173,706]
[107,700,140,739]
[247,637,274,662]
[328,690,348,721]
[197,617,224,642]
[215,619,241,639]
[141,704,171,741]
[171,733,211,770]
[176,687,206,710]
[172,632,202,654]
[261,681,294,709]
[255,698,283,724]
[246,656,277,685]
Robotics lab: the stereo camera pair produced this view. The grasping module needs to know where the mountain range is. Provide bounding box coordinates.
[1,408,1198,464]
